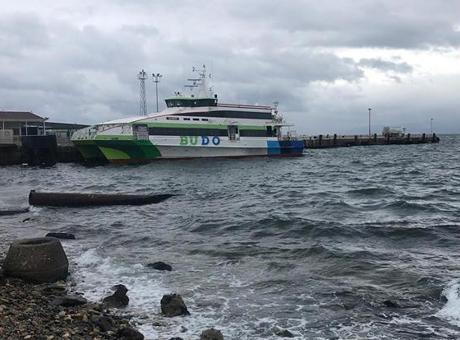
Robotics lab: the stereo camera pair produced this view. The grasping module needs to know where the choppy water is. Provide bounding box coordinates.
[1,135,459,339]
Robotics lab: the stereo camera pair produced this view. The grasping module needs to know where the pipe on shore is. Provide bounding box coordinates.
[0,207,30,216]
[29,190,174,207]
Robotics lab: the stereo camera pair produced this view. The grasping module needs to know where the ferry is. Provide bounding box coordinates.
[71,66,304,164]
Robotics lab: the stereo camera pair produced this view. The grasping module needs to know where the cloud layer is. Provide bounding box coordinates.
[1,0,459,133]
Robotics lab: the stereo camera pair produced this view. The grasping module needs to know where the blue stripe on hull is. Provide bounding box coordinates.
[267,140,304,156]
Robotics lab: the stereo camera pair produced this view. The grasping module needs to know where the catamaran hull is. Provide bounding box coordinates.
[73,139,304,163]
[72,140,107,164]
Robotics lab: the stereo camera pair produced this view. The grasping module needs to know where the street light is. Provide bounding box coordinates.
[152,73,162,112]
[430,117,434,134]
[368,108,372,137]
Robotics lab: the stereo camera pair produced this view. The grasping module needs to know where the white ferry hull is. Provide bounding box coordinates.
[156,145,268,159]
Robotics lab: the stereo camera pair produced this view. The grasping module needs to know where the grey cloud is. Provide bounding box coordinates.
[0,13,50,57]
[228,0,460,48]
[0,1,459,133]
[358,58,413,73]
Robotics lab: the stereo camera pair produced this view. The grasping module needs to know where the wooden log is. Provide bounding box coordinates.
[29,190,174,207]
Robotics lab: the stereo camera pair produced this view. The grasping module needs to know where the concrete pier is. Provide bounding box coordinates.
[303,133,440,149]
[0,137,83,166]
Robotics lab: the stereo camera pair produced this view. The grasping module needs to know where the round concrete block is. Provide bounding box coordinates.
[3,237,69,283]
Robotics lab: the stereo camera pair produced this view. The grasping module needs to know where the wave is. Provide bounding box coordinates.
[346,187,394,196]
[436,280,460,327]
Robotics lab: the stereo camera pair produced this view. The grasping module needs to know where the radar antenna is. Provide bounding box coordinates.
[138,69,148,115]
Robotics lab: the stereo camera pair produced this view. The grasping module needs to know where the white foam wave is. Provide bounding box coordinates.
[71,248,171,339]
[436,280,460,326]
[71,248,242,340]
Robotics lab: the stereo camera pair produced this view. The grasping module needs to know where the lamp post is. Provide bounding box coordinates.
[430,117,433,134]
[368,108,372,138]
[152,73,162,112]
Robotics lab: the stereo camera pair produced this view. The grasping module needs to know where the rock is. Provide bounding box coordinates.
[45,233,76,240]
[112,284,128,295]
[200,328,224,340]
[52,295,87,307]
[160,294,190,317]
[93,316,113,332]
[3,238,69,283]
[275,329,294,338]
[147,261,172,271]
[117,326,144,340]
[103,284,129,308]
[383,299,399,308]
[42,283,67,295]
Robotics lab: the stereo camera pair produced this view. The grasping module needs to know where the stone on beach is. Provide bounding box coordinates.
[92,315,114,332]
[3,237,68,283]
[0,276,144,339]
[200,328,224,340]
[51,295,87,307]
[117,326,145,339]
[103,284,129,308]
[160,294,190,317]
[147,261,172,271]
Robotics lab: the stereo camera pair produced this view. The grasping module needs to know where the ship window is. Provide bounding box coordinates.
[166,117,179,120]
[240,129,266,137]
[148,127,227,136]
[201,118,209,121]
[228,125,239,141]
[183,118,191,121]
[266,126,273,137]
[193,118,200,121]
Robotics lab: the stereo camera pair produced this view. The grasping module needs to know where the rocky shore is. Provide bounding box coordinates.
[0,235,225,340]
[0,273,144,339]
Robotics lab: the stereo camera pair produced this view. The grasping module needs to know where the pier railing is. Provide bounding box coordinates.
[301,133,439,149]
[0,130,14,145]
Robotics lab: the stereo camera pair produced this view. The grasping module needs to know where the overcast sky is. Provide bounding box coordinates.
[1,0,459,134]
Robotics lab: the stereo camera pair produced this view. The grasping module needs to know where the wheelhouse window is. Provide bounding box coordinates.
[165,98,218,108]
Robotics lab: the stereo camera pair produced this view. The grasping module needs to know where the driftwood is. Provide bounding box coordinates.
[29,190,174,207]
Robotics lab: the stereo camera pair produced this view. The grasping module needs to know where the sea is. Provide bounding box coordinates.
[0,135,459,339]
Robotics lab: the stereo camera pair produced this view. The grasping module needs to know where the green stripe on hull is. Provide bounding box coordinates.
[95,139,161,163]
[72,140,107,163]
